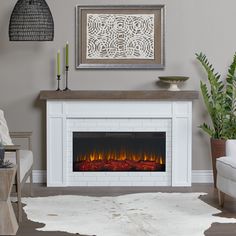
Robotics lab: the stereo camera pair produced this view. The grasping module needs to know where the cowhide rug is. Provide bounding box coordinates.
[21,193,236,236]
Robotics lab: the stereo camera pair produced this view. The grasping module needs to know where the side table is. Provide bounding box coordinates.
[0,166,18,235]
[4,145,22,222]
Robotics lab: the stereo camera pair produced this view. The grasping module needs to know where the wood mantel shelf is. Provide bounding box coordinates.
[40,90,199,100]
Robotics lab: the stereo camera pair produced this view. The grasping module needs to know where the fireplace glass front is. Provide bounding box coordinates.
[73,132,166,172]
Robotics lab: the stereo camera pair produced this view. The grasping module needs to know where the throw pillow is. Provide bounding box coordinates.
[0,110,13,145]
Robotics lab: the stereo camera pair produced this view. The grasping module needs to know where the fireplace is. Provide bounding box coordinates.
[73,132,166,172]
[45,98,194,186]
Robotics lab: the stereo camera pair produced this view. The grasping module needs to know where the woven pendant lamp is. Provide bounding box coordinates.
[9,0,54,41]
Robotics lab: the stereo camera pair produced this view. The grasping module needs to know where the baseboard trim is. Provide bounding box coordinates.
[192,170,213,183]
[32,170,214,184]
[32,170,46,183]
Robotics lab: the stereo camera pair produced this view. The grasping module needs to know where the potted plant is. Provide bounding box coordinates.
[196,52,236,187]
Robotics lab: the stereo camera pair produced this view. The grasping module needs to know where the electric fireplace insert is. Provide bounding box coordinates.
[73,132,166,172]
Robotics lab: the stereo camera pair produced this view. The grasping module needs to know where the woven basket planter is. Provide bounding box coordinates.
[210,138,226,188]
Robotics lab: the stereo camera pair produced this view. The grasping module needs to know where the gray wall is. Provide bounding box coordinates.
[0,0,235,171]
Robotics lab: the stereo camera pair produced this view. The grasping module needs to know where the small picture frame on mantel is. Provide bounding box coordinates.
[76,5,165,69]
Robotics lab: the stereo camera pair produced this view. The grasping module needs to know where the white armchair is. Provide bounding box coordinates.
[216,140,236,207]
[0,110,33,222]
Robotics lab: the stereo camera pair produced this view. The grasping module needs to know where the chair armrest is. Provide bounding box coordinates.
[9,132,32,151]
[226,140,236,157]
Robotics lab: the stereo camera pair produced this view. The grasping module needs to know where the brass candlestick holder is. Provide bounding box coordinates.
[63,66,70,91]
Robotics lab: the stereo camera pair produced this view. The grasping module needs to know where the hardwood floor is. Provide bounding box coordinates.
[12,184,236,236]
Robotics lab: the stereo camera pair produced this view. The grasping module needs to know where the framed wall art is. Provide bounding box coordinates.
[76,5,165,69]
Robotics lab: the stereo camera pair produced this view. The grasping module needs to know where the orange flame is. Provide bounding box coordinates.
[77,150,164,164]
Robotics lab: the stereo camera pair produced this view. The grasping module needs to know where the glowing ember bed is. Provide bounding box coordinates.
[73,132,166,172]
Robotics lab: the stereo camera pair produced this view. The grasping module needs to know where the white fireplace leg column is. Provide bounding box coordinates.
[172,102,192,186]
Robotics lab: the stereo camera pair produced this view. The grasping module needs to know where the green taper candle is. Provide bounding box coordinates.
[66,41,69,67]
[57,50,61,76]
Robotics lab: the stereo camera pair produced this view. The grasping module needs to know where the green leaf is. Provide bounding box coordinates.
[196,52,233,139]
[199,123,215,137]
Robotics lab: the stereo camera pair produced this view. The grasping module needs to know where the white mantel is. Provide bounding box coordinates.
[44,94,195,187]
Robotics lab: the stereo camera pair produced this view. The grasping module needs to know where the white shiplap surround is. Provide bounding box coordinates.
[31,170,214,184]
[67,118,171,186]
[46,100,193,187]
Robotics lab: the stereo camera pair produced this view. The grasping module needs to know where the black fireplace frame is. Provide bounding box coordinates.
[73,131,166,172]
